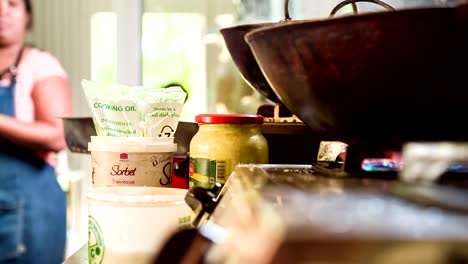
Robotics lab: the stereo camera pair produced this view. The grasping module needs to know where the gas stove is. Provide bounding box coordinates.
[154,164,468,264]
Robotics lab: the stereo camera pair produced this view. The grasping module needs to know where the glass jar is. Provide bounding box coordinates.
[189,114,268,188]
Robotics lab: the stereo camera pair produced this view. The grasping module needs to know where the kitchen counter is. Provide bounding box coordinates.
[63,244,87,264]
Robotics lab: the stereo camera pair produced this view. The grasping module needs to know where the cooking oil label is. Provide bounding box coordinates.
[88,215,105,264]
[189,158,229,188]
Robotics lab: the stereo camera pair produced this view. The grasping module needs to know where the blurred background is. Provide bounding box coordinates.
[27,0,443,257]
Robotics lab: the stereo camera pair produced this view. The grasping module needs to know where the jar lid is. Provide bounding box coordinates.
[195,114,264,124]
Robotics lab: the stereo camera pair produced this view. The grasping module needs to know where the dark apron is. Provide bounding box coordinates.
[0,49,66,264]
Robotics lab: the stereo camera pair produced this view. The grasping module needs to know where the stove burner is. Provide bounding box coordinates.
[361,158,400,172]
[448,164,468,173]
[362,159,468,173]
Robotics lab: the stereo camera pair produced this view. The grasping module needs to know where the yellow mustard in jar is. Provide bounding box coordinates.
[189,114,268,188]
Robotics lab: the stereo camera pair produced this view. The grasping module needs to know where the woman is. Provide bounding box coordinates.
[0,0,72,263]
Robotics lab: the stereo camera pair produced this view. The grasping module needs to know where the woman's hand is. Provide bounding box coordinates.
[0,76,72,152]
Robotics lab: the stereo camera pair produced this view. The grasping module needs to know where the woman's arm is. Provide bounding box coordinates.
[0,76,72,152]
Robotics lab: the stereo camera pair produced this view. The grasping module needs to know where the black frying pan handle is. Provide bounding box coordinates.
[185,182,223,227]
[330,0,396,17]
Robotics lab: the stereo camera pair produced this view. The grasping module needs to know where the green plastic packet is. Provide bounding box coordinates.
[82,80,187,137]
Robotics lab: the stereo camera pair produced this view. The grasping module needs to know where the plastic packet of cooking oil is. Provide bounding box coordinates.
[131,85,187,137]
[82,79,187,137]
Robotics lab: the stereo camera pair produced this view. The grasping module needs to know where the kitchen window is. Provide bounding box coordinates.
[141,12,206,121]
[91,12,117,84]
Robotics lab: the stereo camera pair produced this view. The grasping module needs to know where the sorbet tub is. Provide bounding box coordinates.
[88,136,177,187]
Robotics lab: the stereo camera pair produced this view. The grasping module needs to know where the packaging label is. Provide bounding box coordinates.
[92,152,173,187]
[88,215,105,264]
[90,100,139,136]
[189,158,230,188]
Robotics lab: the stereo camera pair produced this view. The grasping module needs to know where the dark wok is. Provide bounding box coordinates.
[245,3,468,147]
[220,23,280,103]
[220,0,297,116]
[219,0,294,104]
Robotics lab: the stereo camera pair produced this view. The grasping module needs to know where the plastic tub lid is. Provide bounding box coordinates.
[90,136,174,143]
[88,136,177,153]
